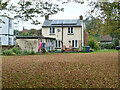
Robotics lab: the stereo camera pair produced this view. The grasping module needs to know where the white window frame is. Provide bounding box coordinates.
[55,40,61,48]
[50,27,55,34]
[72,40,78,48]
[68,27,73,34]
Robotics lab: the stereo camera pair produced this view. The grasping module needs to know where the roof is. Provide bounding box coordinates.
[42,19,83,27]
[16,36,56,40]
[100,34,113,42]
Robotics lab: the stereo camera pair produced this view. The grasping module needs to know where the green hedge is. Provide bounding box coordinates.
[3,49,13,55]
[3,47,36,55]
[99,43,115,49]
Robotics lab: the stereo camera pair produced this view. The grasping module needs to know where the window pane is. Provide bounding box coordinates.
[75,40,77,47]
[56,40,57,47]
[71,27,73,33]
[53,27,55,33]
[50,27,52,33]
[72,40,74,47]
[58,40,60,47]
[68,27,70,33]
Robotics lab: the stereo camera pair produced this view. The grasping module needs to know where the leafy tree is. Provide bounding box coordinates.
[88,1,120,38]
[0,0,64,24]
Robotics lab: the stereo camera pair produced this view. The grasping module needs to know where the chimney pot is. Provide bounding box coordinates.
[79,15,83,20]
[45,15,49,20]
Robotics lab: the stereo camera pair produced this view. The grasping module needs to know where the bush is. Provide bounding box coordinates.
[87,39,99,50]
[3,49,13,55]
[12,47,22,55]
[99,43,115,49]
[113,38,119,46]
[23,50,30,55]
[29,51,35,55]
[81,46,86,52]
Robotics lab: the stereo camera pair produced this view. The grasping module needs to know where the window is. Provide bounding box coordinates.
[50,27,55,34]
[55,40,61,48]
[72,40,78,48]
[68,27,73,34]
[9,38,11,45]
[0,37,1,45]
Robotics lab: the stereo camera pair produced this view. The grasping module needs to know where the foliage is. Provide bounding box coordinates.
[113,38,119,46]
[0,0,64,25]
[41,48,46,53]
[14,29,42,36]
[81,46,86,52]
[99,43,115,49]
[29,51,35,55]
[3,49,13,55]
[22,50,30,55]
[85,16,102,36]
[12,47,22,55]
[87,39,99,50]
[88,2,120,37]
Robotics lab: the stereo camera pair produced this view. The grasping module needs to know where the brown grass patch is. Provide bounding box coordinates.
[2,52,118,88]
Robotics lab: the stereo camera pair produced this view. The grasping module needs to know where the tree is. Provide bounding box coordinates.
[88,1,120,37]
[0,0,64,24]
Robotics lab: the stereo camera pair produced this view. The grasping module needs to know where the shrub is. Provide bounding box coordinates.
[23,50,30,55]
[87,39,99,50]
[41,48,46,53]
[81,46,86,52]
[113,38,119,46]
[99,43,115,49]
[12,47,22,55]
[29,51,35,55]
[3,49,13,55]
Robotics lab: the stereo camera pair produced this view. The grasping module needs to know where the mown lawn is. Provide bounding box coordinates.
[2,51,119,88]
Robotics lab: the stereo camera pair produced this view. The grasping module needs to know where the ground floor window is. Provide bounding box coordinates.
[55,40,61,48]
[72,40,78,48]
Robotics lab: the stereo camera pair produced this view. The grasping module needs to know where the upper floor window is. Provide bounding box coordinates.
[68,27,73,34]
[50,27,55,34]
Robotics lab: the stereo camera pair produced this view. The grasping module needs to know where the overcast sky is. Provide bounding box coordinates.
[14,1,91,31]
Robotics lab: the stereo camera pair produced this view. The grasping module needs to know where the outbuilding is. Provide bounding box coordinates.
[16,36,56,52]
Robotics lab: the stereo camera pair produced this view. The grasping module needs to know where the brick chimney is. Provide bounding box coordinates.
[79,15,83,20]
[45,15,49,20]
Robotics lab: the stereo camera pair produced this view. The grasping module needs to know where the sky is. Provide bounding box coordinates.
[14,1,91,31]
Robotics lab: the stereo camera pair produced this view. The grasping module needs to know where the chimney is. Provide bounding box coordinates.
[45,15,49,20]
[79,15,83,20]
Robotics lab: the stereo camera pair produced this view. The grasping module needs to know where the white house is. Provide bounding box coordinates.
[0,16,14,45]
[42,15,85,51]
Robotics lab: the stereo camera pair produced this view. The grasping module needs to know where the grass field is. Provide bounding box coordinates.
[2,51,119,88]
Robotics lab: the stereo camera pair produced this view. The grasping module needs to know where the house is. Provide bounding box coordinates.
[42,15,85,51]
[100,34,113,43]
[16,36,56,52]
[0,16,14,46]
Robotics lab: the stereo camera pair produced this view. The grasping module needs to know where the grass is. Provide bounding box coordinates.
[2,51,119,88]
[91,49,118,53]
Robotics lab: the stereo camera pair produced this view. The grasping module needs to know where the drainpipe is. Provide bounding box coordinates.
[62,23,63,49]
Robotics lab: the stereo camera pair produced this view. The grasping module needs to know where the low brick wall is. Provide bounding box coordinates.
[1,45,15,51]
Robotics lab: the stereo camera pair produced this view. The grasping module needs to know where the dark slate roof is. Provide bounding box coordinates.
[42,19,82,27]
[100,34,113,42]
[16,36,56,40]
